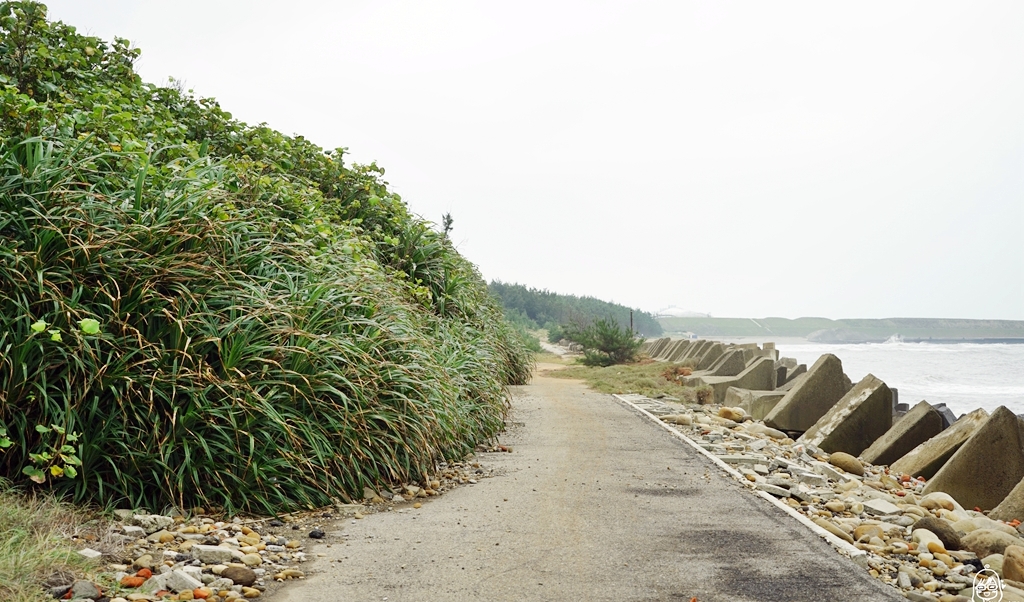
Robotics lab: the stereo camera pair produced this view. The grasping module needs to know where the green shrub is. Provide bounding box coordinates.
[0,2,531,513]
[545,322,565,343]
[563,318,644,367]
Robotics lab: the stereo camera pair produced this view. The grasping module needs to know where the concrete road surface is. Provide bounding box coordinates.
[275,373,903,602]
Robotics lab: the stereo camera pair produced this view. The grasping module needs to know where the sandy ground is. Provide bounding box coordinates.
[274,373,902,602]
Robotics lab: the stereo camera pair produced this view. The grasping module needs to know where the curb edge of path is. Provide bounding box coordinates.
[611,393,869,568]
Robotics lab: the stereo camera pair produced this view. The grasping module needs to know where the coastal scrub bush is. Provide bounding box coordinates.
[0,2,531,513]
[563,318,644,366]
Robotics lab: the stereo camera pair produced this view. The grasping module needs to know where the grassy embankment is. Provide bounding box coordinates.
[0,1,536,595]
[0,5,534,596]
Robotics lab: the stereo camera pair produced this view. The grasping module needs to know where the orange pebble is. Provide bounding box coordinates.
[120,576,146,588]
[193,588,211,599]
[136,568,153,579]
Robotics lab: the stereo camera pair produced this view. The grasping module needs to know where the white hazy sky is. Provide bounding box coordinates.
[43,1,1024,320]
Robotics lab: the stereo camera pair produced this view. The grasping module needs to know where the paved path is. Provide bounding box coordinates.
[276,373,903,602]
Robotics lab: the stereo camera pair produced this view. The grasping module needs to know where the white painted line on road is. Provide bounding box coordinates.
[611,394,868,567]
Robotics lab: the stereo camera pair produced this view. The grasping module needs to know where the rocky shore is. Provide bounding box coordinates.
[636,337,1024,601]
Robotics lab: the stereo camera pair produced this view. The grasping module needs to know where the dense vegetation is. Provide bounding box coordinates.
[0,2,531,513]
[488,281,662,337]
[659,316,1024,342]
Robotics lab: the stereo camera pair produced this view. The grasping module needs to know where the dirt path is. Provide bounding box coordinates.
[275,374,902,602]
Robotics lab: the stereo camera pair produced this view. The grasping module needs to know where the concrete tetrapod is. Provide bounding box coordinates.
[764,354,852,433]
[725,387,787,421]
[706,349,747,377]
[690,356,776,404]
[860,401,944,467]
[990,478,1024,522]
[695,343,725,370]
[922,406,1024,511]
[890,408,989,479]
[798,374,892,457]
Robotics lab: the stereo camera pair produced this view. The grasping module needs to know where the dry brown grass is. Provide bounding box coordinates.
[547,359,709,401]
[0,482,116,602]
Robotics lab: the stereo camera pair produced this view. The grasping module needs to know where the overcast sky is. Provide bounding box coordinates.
[43,1,1024,320]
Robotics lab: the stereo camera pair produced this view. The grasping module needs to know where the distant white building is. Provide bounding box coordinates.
[655,305,711,319]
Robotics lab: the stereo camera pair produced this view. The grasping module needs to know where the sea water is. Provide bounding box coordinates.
[774,341,1024,418]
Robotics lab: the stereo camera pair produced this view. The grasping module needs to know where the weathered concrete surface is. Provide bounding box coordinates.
[890,408,989,479]
[923,406,1024,511]
[726,388,787,421]
[667,340,691,362]
[798,374,892,456]
[696,342,725,370]
[764,354,852,433]
[991,478,1024,522]
[276,374,902,602]
[692,357,777,404]
[860,401,944,467]
[645,338,670,358]
[683,339,710,362]
[706,349,750,377]
[779,363,807,386]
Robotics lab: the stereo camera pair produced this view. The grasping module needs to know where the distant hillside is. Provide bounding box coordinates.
[489,282,663,337]
[658,317,1024,343]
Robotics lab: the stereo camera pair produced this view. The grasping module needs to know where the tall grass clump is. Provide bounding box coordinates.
[0,2,531,513]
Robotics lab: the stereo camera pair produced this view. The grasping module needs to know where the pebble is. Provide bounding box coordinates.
[828,452,865,477]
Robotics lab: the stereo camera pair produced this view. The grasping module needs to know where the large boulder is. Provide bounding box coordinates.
[962,528,1024,558]
[724,387,787,421]
[690,357,776,404]
[913,516,963,551]
[890,408,989,478]
[763,354,852,433]
[798,374,892,456]
[860,400,945,466]
[922,406,1024,511]
[991,478,1024,522]
[1005,545,1024,582]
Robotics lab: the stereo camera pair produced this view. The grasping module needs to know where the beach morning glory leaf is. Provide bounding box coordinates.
[78,319,100,335]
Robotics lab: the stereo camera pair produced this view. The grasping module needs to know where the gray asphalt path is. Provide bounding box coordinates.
[276,373,903,602]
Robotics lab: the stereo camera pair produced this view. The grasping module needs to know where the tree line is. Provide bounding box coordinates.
[488,281,663,337]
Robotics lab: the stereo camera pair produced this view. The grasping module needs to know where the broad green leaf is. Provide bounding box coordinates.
[34,424,49,434]
[30,319,47,333]
[78,318,101,334]
[22,466,45,484]
[64,465,78,478]
[49,329,62,342]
